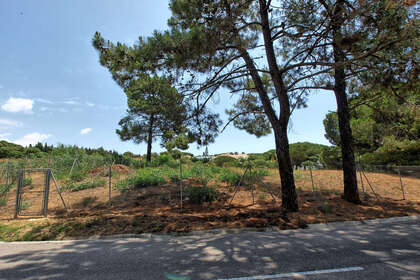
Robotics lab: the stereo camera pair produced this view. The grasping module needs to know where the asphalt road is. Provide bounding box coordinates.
[0,217,419,280]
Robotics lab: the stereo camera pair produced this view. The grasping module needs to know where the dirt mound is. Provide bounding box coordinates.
[89,164,133,175]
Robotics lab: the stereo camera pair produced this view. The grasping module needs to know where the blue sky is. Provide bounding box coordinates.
[0,0,337,155]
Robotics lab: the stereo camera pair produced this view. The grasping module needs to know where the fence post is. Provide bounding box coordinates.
[14,170,23,219]
[108,164,112,204]
[309,166,315,195]
[397,166,406,200]
[5,161,10,188]
[179,157,183,212]
[358,164,365,194]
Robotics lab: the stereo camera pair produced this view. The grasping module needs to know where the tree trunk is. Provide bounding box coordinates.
[146,114,154,163]
[333,0,361,204]
[274,125,299,212]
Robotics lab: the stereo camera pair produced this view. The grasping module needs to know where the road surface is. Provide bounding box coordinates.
[0,217,419,280]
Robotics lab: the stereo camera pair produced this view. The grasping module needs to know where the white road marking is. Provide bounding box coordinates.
[217,266,364,280]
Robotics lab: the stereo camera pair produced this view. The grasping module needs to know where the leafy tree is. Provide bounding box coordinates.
[324,81,420,165]
[0,140,25,158]
[92,0,342,212]
[116,75,188,162]
[281,0,417,203]
[289,142,327,167]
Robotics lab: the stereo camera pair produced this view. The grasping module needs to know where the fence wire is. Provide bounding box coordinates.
[0,157,419,220]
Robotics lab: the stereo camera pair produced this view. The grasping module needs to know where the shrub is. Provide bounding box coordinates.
[0,197,6,207]
[69,171,85,182]
[23,177,32,186]
[320,146,342,169]
[184,186,218,204]
[213,156,237,167]
[63,178,106,192]
[219,169,242,186]
[115,169,166,190]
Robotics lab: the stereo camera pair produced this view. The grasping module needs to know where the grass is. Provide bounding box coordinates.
[62,178,106,192]
[0,196,6,207]
[20,199,31,210]
[115,168,166,190]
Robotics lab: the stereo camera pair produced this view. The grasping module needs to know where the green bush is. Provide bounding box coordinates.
[219,169,242,186]
[23,177,32,186]
[184,186,218,204]
[0,197,6,207]
[213,156,237,167]
[320,146,342,169]
[115,169,166,190]
[69,171,86,182]
[63,178,106,192]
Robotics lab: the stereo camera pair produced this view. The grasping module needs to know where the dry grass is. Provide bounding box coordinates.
[0,169,419,241]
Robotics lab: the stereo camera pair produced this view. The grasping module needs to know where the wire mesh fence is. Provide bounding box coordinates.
[293,164,420,202]
[0,156,419,220]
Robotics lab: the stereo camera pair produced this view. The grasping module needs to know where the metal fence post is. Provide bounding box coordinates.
[309,166,315,195]
[180,158,183,212]
[397,166,406,200]
[14,170,23,219]
[5,161,10,188]
[43,169,51,217]
[108,164,112,204]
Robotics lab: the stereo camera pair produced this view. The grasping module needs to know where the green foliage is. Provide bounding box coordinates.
[0,141,25,158]
[75,196,97,208]
[360,136,420,166]
[324,82,420,165]
[69,171,86,182]
[289,142,327,167]
[184,186,218,204]
[115,169,166,190]
[20,199,31,210]
[188,164,220,186]
[320,146,342,169]
[213,156,237,167]
[23,177,32,186]
[63,179,106,192]
[219,169,242,186]
[0,197,6,207]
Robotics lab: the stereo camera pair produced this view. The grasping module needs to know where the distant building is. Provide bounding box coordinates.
[214,153,249,159]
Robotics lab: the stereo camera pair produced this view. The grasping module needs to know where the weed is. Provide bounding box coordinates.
[20,199,31,210]
[75,196,97,208]
[63,178,106,192]
[184,186,218,204]
[115,169,166,190]
[69,171,86,182]
[219,169,242,186]
[318,201,334,214]
[0,196,6,207]
[23,177,32,186]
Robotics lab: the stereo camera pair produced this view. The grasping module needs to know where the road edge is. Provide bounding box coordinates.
[1,215,419,244]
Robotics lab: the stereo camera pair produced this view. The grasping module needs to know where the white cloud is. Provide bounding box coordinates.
[86,102,95,107]
[0,118,22,128]
[2,97,34,113]
[36,98,54,104]
[63,100,80,105]
[13,132,51,147]
[80,128,92,135]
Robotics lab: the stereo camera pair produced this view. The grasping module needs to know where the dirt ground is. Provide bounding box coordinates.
[0,169,419,240]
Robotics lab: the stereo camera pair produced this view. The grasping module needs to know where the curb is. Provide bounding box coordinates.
[1,215,418,244]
